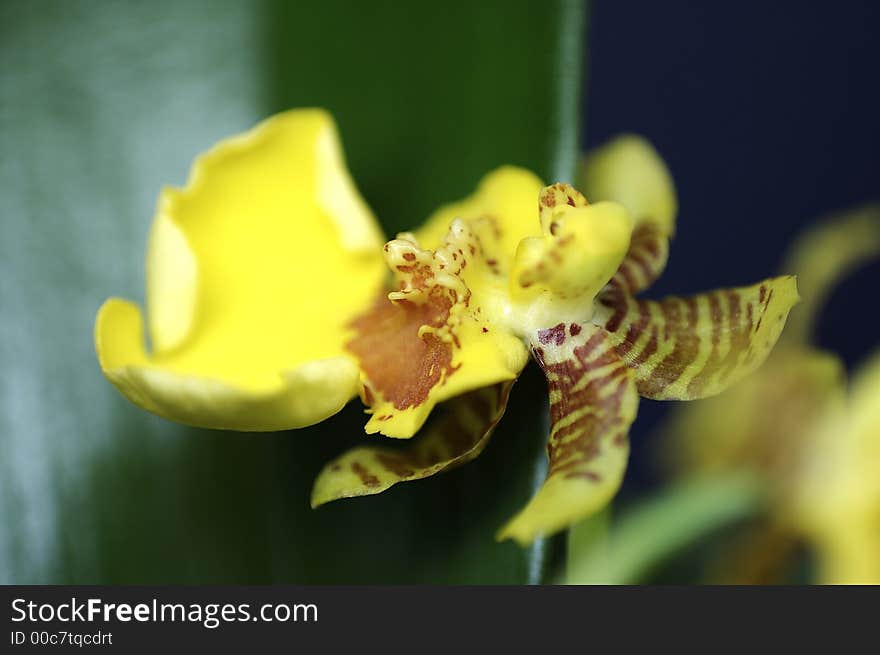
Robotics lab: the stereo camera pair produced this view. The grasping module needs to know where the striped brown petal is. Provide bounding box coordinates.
[579,135,677,297]
[497,324,638,545]
[311,382,513,507]
[594,276,799,400]
[603,223,669,295]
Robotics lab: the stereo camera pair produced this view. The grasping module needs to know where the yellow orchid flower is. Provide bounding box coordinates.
[662,206,880,583]
[95,110,798,546]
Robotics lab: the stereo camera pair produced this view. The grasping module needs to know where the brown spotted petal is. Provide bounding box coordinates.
[497,324,638,545]
[594,276,799,400]
[311,382,513,507]
[347,222,529,439]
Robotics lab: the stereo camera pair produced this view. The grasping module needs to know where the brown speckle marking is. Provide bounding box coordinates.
[376,453,415,478]
[347,286,458,411]
[538,322,567,346]
[321,384,514,500]
[351,462,380,487]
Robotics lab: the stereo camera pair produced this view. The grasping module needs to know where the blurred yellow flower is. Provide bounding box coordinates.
[663,206,880,583]
[95,109,797,544]
[795,349,880,584]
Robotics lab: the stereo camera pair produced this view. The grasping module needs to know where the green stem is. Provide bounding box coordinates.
[565,506,611,582]
[526,0,587,585]
[524,374,568,585]
[566,473,764,584]
[547,0,586,183]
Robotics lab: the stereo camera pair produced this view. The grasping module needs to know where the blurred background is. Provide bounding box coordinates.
[586,1,879,490]
[1,1,877,584]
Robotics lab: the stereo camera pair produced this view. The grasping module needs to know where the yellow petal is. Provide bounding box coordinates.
[793,349,880,583]
[811,523,880,585]
[848,349,880,474]
[781,204,880,344]
[347,219,529,438]
[311,382,513,506]
[595,276,799,399]
[146,212,197,352]
[413,166,545,270]
[498,324,638,545]
[578,134,677,236]
[96,299,362,430]
[580,136,676,297]
[511,195,633,330]
[95,109,387,430]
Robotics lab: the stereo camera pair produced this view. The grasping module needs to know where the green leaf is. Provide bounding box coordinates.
[566,474,763,584]
[0,0,584,583]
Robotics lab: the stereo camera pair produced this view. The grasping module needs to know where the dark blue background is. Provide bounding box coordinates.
[583,1,880,485]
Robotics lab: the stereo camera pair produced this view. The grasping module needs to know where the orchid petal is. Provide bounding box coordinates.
[498,324,638,545]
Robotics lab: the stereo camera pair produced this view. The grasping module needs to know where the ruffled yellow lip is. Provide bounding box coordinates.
[95,109,387,431]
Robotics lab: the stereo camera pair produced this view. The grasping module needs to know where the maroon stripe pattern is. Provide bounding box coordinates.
[311,382,513,506]
[498,324,638,543]
[595,276,799,399]
[605,223,669,295]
